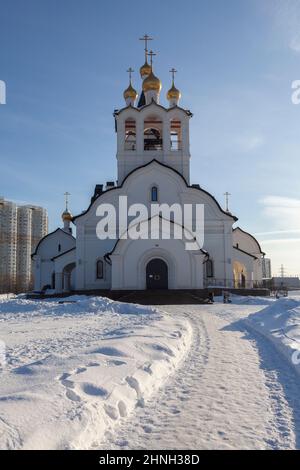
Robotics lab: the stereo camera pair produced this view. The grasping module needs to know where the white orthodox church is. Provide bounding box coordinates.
[32,38,266,295]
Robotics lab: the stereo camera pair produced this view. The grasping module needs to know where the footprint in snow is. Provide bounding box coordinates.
[107,359,127,366]
[66,389,81,402]
[171,330,182,338]
[143,425,153,433]
[59,372,71,381]
[91,346,127,357]
[151,343,174,357]
[104,404,119,420]
[126,376,145,408]
[141,362,153,374]
[118,400,127,417]
[170,407,181,415]
[59,372,81,402]
[115,439,129,447]
[61,379,75,389]
[80,382,108,397]
[13,365,36,375]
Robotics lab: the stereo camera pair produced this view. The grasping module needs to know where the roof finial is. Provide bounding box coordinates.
[62,192,72,229]
[148,50,156,69]
[167,68,181,106]
[64,191,70,211]
[224,191,231,212]
[169,67,177,85]
[124,68,138,104]
[126,67,134,84]
[139,34,153,61]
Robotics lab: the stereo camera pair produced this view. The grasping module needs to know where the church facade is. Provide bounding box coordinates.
[32,39,266,294]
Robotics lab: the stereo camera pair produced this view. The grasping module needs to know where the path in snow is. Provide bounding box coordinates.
[99,304,300,450]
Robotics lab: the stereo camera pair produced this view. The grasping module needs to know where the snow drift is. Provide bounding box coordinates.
[0,296,192,449]
[246,295,300,376]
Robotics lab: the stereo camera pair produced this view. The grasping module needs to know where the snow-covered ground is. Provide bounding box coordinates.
[0,296,192,449]
[100,294,300,450]
[246,295,300,377]
[1,293,300,450]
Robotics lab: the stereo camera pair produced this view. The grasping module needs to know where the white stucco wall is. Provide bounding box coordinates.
[232,247,255,287]
[74,161,235,290]
[109,216,205,290]
[32,229,75,291]
[115,102,191,184]
[233,227,264,282]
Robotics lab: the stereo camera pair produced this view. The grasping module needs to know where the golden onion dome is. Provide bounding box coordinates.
[167,83,181,101]
[142,70,162,93]
[123,82,138,101]
[139,60,152,78]
[62,209,73,222]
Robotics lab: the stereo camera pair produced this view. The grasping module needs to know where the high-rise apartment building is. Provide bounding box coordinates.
[262,258,272,279]
[0,197,48,293]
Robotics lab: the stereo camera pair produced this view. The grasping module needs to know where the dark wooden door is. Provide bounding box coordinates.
[146,259,168,289]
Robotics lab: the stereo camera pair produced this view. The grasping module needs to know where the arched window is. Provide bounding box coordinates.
[96,260,104,279]
[151,186,158,202]
[124,118,136,151]
[170,118,182,151]
[206,259,214,278]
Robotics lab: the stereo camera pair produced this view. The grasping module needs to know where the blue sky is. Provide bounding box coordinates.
[1,0,300,275]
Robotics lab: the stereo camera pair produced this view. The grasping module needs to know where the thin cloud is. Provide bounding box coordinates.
[234,134,265,152]
[261,195,300,207]
[258,195,300,274]
[259,195,300,232]
[261,237,300,244]
[255,229,300,236]
[266,0,300,52]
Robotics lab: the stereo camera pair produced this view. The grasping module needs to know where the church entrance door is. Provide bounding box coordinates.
[146,259,168,290]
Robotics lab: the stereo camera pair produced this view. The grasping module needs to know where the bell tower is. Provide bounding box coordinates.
[114,36,192,185]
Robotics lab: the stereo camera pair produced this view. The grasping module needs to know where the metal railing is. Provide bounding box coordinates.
[144,139,163,151]
[204,278,267,289]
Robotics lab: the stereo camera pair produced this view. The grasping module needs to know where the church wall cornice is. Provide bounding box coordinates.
[72,159,238,224]
[113,101,193,119]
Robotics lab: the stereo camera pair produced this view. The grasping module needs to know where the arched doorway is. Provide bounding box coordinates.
[146,259,168,289]
[62,262,76,292]
[233,261,247,288]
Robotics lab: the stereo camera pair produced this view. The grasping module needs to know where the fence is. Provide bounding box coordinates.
[204,278,268,289]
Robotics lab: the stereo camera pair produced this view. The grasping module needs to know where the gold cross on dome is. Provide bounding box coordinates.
[126,67,134,82]
[169,68,177,83]
[64,192,70,210]
[139,34,153,57]
[148,50,156,67]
